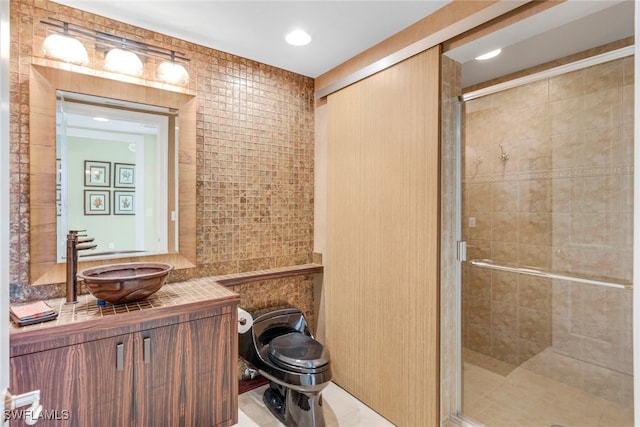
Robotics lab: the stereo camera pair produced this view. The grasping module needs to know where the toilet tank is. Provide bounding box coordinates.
[238,306,312,364]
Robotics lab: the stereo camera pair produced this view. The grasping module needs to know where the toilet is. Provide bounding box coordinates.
[238,306,332,427]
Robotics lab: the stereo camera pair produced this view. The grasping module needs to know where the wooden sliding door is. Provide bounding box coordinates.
[325,46,440,426]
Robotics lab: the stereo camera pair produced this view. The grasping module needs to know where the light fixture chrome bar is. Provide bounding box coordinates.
[469,259,632,290]
[41,18,190,63]
[461,45,634,102]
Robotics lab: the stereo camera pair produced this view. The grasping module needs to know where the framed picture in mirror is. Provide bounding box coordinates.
[114,191,135,215]
[114,163,135,188]
[85,160,111,187]
[84,190,110,215]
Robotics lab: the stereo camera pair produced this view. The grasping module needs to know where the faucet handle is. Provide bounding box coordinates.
[76,243,97,251]
[68,229,86,235]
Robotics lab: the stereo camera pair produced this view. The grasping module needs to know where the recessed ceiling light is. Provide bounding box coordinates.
[285,29,312,46]
[475,48,502,61]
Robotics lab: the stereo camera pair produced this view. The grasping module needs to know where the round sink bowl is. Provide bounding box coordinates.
[78,262,174,304]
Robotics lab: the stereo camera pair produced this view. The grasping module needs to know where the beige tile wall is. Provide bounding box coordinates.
[440,55,462,424]
[9,0,315,309]
[462,56,634,370]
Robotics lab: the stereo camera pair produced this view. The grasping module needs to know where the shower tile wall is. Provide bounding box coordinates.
[462,56,634,370]
[9,0,315,314]
[440,54,462,424]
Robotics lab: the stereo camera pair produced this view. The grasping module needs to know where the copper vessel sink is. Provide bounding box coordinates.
[78,262,174,303]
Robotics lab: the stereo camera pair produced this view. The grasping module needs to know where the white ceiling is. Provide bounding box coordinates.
[446,0,635,88]
[51,0,451,78]
[50,0,634,85]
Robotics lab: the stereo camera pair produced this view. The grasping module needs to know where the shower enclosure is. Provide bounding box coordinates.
[458,51,635,426]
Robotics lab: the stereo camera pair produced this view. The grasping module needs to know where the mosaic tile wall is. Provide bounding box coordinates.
[230,275,316,330]
[462,56,634,370]
[9,0,315,305]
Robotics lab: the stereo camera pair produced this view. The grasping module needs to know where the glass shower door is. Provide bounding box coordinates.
[460,52,634,426]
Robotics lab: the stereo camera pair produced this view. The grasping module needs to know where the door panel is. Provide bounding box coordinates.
[326,46,441,426]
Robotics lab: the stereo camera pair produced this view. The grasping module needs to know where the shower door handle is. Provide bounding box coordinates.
[457,241,467,262]
[469,259,631,290]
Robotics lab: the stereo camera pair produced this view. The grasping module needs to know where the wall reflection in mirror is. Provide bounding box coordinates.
[56,90,177,262]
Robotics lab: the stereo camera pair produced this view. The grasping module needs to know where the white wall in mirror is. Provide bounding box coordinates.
[56,91,174,262]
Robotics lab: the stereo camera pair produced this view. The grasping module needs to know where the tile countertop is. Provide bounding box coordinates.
[9,277,238,334]
[9,263,324,334]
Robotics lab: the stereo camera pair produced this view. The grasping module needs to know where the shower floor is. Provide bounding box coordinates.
[462,348,633,427]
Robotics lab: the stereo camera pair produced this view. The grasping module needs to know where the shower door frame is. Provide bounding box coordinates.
[450,34,640,424]
[633,4,639,423]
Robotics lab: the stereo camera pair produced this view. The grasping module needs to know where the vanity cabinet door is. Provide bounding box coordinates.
[10,304,237,427]
[183,313,236,427]
[9,334,134,427]
[134,313,236,427]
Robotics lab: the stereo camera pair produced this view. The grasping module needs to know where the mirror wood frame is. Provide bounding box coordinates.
[29,64,196,285]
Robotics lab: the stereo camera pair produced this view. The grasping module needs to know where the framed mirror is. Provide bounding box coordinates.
[30,64,196,285]
[56,91,174,262]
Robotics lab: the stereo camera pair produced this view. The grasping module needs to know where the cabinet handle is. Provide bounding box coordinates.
[116,343,124,371]
[143,337,151,364]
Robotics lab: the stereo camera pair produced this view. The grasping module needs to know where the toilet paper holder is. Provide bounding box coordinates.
[237,307,254,334]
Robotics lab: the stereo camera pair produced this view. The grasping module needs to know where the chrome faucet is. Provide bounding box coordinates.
[66,230,97,303]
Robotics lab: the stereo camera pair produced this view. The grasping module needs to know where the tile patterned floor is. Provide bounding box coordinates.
[236,382,395,427]
[462,349,634,427]
[237,348,635,427]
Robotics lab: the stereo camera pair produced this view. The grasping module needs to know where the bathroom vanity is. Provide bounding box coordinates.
[8,278,239,427]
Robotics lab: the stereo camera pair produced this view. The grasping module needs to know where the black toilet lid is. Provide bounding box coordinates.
[268,332,329,370]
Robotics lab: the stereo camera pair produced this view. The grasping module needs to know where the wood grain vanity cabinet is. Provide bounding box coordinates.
[10,334,133,426]
[9,293,239,427]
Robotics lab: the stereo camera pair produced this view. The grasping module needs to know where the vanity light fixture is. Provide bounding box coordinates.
[285,29,312,46]
[42,22,89,65]
[40,18,190,85]
[475,48,502,61]
[157,52,190,85]
[104,47,144,76]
